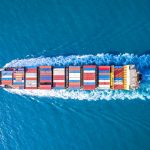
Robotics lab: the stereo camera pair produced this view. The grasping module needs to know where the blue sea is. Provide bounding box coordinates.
[0,0,150,149]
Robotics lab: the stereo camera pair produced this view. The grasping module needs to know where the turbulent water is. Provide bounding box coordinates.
[0,0,150,149]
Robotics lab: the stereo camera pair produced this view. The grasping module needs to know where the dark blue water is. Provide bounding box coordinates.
[0,0,150,149]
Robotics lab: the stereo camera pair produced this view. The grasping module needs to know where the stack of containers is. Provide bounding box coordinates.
[68,66,81,89]
[53,67,65,88]
[13,68,25,89]
[83,65,96,90]
[114,66,124,89]
[25,66,37,89]
[1,70,13,86]
[38,66,52,89]
[98,66,110,89]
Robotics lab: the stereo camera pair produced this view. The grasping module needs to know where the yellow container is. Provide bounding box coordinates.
[110,65,114,89]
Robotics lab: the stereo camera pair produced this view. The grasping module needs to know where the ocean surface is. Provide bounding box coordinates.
[0,0,150,149]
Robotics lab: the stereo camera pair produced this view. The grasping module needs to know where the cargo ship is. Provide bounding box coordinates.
[0,65,140,90]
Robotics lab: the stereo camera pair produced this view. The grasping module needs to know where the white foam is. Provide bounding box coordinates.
[4,53,150,70]
[4,87,150,100]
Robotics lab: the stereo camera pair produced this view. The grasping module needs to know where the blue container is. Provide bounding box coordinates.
[115,66,123,68]
[40,76,51,80]
[114,77,123,80]
[69,80,80,82]
[2,78,12,80]
[99,76,110,79]
[84,82,95,85]
[40,68,51,71]
[69,70,80,73]
[99,70,110,73]
[68,87,80,89]
[2,71,12,75]
[26,66,37,68]
[13,82,24,85]
[16,68,24,71]
[84,68,95,71]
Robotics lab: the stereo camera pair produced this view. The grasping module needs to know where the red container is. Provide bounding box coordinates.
[69,83,80,86]
[53,82,65,86]
[84,76,95,80]
[83,85,95,90]
[69,67,80,70]
[26,77,37,80]
[98,66,110,70]
[84,73,95,76]
[83,65,96,68]
[39,66,51,68]
[2,81,12,85]
[115,71,122,75]
[99,82,110,85]
[114,68,123,78]
[39,85,51,89]
[40,72,52,75]
[26,69,37,72]
[53,75,65,80]
[40,80,51,83]
[114,85,123,89]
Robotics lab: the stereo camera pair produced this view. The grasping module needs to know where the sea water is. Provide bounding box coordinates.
[0,0,150,149]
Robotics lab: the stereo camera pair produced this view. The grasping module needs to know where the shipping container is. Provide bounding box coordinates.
[53,67,65,88]
[1,70,13,87]
[25,67,37,89]
[68,66,81,89]
[12,67,25,89]
[98,66,110,89]
[83,65,96,90]
[114,66,124,90]
[38,66,52,89]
